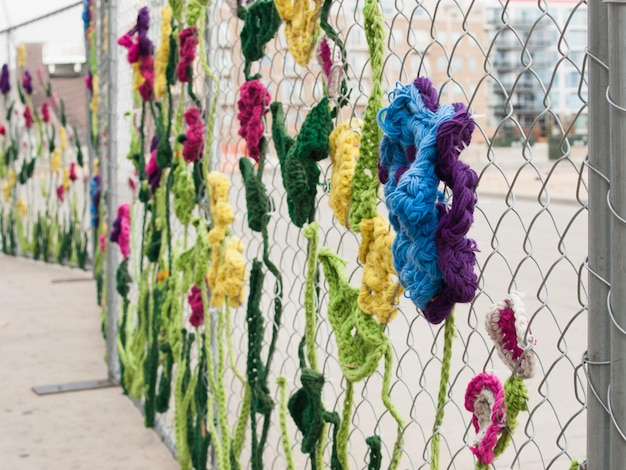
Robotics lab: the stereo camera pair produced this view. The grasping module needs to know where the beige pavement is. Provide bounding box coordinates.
[0,255,178,470]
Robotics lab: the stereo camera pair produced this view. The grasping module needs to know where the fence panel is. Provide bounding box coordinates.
[2,1,594,469]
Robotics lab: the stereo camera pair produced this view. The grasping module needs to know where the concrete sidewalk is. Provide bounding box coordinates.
[0,255,177,470]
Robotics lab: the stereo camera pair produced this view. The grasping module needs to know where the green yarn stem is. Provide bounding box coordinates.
[144,279,163,428]
[225,302,251,469]
[382,347,405,470]
[198,11,220,172]
[246,260,274,470]
[366,435,383,470]
[277,376,297,470]
[431,311,456,470]
[337,379,354,469]
[175,331,196,470]
[348,0,385,229]
[303,222,320,372]
[492,375,529,458]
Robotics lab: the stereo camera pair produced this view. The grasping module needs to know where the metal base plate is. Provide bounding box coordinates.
[32,379,117,396]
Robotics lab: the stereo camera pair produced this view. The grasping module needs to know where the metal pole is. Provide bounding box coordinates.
[105,0,120,382]
[588,0,611,468]
[607,0,626,467]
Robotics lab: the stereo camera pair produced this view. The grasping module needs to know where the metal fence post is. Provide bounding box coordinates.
[105,0,120,382]
[607,0,626,466]
[588,0,611,468]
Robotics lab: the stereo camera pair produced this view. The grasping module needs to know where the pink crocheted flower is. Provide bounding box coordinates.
[315,35,343,100]
[23,105,33,128]
[69,162,78,182]
[465,372,506,465]
[237,79,270,162]
[42,102,50,123]
[109,203,131,259]
[176,27,198,83]
[188,285,204,327]
[56,184,65,203]
[485,292,537,379]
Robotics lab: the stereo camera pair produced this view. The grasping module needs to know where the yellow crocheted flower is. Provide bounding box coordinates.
[328,120,361,227]
[62,167,71,190]
[211,237,247,308]
[207,171,234,244]
[59,127,67,152]
[16,197,28,217]
[90,75,99,114]
[358,215,403,323]
[50,149,61,173]
[2,182,10,202]
[17,44,26,68]
[8,168,16,187]
[154,5,172,98]
[274,0,324,66]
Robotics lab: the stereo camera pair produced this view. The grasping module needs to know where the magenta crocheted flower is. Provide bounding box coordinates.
[485,292,537,379]
[188,285,204,327]
[237,79,270,162]
[465,372,506,465]
[109,203,131,259]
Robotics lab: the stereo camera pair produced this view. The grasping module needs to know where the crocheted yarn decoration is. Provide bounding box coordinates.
[146,136,162,193]
[237,79,271,162]
[176,26,198,83]
[117,6,154,101]
[328,119,361,228]
[182,107,204,163]
[485,292,537,379]
[358,215,403,323]
[464,372,506,466]
[274,0,324,66]
[239,0,282,79]
[153,5,172,98]
[316,35,344,101]
[239,156,272,232]
[270,98,333,227]
[188,284,204,326]
[109,203,131,259]
[378,77,478,324]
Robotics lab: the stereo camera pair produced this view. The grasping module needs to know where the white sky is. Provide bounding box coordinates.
[0,0,85,65]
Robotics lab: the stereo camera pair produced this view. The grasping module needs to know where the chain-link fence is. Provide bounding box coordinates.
[3,0,611,469]
[0,2,95,269]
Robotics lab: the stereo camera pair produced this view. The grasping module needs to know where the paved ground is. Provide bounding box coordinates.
[0,255,177,470]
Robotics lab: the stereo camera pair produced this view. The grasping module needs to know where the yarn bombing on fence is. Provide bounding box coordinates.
[237,79,270,162]
[176,27,198,83]
[1,64,10,95]
[464,372,506,466]
[270,98,333,227]
[146,136,162,193]
[117,6,154,101]
[187,285,204,327]
[480,293,534,467]
[109,203,131,259]
[182,107,203,163]
[485,292,536,379]
[273,0,324,66]
[378,77,478,324]
[328,120,361,227]
[239,0,282,80]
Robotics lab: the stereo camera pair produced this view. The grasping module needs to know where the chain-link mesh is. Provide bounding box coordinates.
[98,1,590,469]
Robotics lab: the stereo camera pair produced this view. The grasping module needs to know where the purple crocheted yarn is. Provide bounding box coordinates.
[425,89,478,324]
[0,64,10,95]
